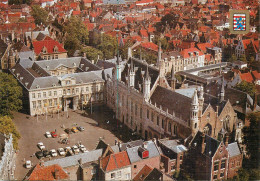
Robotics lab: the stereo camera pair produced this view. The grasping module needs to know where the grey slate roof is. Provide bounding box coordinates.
[44,149,103,168]
[159,139,187,153]
[126,140,160,163]
[103,0,126,5]
[227,142,241,157]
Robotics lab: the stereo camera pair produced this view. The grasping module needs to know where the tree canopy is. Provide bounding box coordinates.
[64,16,89,56]
[81,46,103,62]
[0,72,22,117]
[31,5,48,26]
[235,81,256,97]
[8,0,32,5]
[0,116,21,150]
[97,34,117,59]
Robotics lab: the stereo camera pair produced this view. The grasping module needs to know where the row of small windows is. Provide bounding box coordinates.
[32,85,104,99]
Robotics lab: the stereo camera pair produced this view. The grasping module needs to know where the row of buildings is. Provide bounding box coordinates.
[25,134,243,180]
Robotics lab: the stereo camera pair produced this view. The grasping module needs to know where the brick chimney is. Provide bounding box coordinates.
[201,133,205,154]
[54,168,60,180]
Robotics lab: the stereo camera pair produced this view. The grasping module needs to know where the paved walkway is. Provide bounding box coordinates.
[13,106,124,180]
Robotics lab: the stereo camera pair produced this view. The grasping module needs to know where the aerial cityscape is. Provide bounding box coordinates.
[0,0,259,180]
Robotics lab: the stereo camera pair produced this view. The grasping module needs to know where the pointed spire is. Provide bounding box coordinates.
[220,76,225,102]
[130,58,134,72]
[145,63,150,80]
[192,89,199,105]
[157,41,162,65]
[171,63,175,80]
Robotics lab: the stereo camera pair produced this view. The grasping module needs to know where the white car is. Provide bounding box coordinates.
[25,160,32,169]
[37,142,45,150]
[45,132,52,138]
[58,148,65,156]
[50,149,58,157]
[79,145,88,153]
[72,145,80,154]
[65,147,74,155]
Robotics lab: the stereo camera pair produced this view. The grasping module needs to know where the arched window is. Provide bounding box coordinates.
[223,115,230,131]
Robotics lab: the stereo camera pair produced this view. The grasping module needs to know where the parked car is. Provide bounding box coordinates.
[37,142,45,150]
[45,132,52,138]
[64,128,72,134]
[79,144,88,153]
[43,150,51,158]
[58,148,65,156]
[71,127,78,133]
[77,126,85,131]
[61,138,69,144]
[72,145,80,154]
[65,147,74,155]
[50,149,58,157]
[35,151,44,159]
[51,131,58,138]
[25,160,32,168]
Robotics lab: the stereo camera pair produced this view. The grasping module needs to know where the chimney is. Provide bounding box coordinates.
[201,133,205,154]
[143,142,148,149]
[115,139,118,145]
[79,158,82,165]
[225,135,229,147]
[54,168,60,180]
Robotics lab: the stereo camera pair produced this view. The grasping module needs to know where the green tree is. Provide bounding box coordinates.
[242,113,260,168]
[235,81,256,97]
[0,72,22,117]
[228,54,237,62]
[240,54,247,62]
[64,16,89,45]
[249,56,255,63]
[31,5,48,26]
[81,46,103,62]
[8,0,32,5]
[64,16,89,56]
[97,34,117,59]
[132,47,157,64]
[64,36,81,57]
[0,116,21,150]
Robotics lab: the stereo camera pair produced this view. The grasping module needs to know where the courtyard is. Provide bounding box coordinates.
[13,105,140,180]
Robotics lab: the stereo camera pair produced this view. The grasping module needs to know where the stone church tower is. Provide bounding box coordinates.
[191,89,199,136]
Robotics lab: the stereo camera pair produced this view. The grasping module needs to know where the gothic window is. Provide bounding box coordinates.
[221,160,226,169]
[162,119,164,129]
[203,123,212,136]
[223,115,230,131]
[194,123,197,129]
[168,122,172,133]
[147,109,149,119]
[214,161,219,171]
[157,116,159,126]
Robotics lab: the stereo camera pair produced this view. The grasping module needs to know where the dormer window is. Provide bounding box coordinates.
[66,80,70,85]
[42,46,47,53]
[52,83,56,87]
[53,46,58,53]
[36,85,40,89]
[73,63,77,67]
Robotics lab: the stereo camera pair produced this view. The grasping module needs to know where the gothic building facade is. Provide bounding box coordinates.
[105,46,239,142]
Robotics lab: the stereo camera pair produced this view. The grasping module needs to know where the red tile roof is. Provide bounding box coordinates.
[141,42,158,52]
[140,29,148,38]
[133,165,153,181]
[180,48,204,58]
[32,38,66,55]
[101,151,131,172]
[27,164,69,180]
[197,43,214,52]
[252,71,260,80]
[241,39,252,49]
[239,72,254,83]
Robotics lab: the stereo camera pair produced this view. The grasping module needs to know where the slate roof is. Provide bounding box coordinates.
[120,139,144,151]
[121,58,159,94]
[227,142,241,157]
[126,140,160,163]
[144,168,162,181]
[10,58,104,90]
[159,139,187,154]
[190,131,220,158]
[44,149,103,168]
[150,86,192,121]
